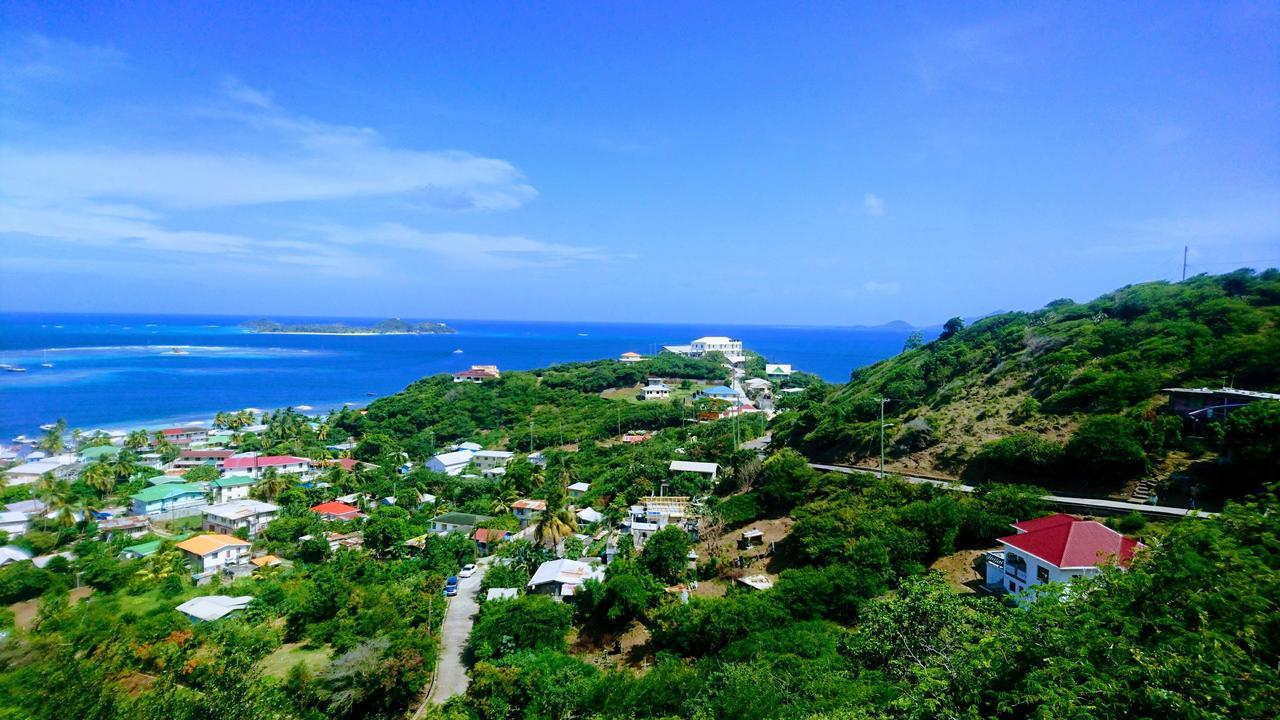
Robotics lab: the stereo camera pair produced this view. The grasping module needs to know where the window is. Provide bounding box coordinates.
[1036,565,1050,583]
[1008,580,1016,592]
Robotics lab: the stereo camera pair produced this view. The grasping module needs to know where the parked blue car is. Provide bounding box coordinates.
[444,576,459,597]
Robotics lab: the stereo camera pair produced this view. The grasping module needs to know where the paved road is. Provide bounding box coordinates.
[808,462,1216,519]
[427,563,486,706]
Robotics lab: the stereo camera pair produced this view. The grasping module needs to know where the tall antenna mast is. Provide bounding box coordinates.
[1182,245,1188,281]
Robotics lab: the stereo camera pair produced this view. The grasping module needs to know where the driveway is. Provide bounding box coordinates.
[427,561,487,705]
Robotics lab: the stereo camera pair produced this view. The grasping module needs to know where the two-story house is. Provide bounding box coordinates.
[202,500,279,537]
[986,513,1142,602]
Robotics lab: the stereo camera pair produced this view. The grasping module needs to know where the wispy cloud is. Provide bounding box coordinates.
[863,193,887,217]
[862,280,901,296]
[0,57,613,277]
[0,33,124,90]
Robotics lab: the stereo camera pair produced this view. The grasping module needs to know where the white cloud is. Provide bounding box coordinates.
[863,193,887,217]
[862,280,901,295]
[0,33,124,89]
[0,66,616,277]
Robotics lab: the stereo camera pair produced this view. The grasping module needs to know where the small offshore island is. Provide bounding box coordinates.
[240,317,456,335]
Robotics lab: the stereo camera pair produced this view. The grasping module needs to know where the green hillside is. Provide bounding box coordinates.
[774,270,1280,500]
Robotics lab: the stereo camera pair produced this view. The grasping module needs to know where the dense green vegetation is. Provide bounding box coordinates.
[775,270,1280,497]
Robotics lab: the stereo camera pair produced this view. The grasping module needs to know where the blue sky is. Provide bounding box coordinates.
[1,2,1277,326]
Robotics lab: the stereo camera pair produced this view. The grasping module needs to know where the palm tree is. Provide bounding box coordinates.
[489,478,519,515]
[533,477,577,551]
[135,546,188,584]
[109,453,137,486]
[38,419,67,454]
[82,461,115,497]
[124,430,150,450]
[254,467,289,501]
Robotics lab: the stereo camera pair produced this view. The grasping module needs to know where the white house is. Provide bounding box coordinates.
[3,455,79,486]
[745,377,773,393]
[202,500,280,538]
[669,460,719,482]
[691,336,743,356]
[527,558,605,598]
[985,513,1142,603]
[426,449,475,476]
[567,482,590,500]
[473,450,514,473]
[0,511,29,537]
[208,474,256,504]
[643,382,672,400]
[765,364,792,378]
[221,455,311,478]
[0,545,34,567]
[175,534,252,576]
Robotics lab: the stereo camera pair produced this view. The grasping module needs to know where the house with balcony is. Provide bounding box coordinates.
[985,513,1142,603]
[221,455,311,478]
[202,500,279,537]
[131,483,209,516]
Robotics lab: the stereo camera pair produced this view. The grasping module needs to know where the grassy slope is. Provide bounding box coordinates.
[775,270,1280,482]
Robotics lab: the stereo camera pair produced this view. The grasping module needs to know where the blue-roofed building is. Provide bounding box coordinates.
[699,385,741,400]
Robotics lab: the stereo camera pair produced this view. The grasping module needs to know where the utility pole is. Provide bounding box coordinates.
[1182,245,1188,281]
[529,419,534,454]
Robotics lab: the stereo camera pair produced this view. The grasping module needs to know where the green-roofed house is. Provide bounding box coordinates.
[121,539,164,559]
[209,474,257,503]
[147,475,188,486]
[78,445,121,463]
[429,512,492,535]
[206,432,234,446]
[131,483,209,516]
[121,533,191,559]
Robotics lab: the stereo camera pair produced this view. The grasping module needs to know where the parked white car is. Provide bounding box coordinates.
[458,563,477,578]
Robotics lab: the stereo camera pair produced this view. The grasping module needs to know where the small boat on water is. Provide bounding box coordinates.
[39,423,55,431]
[6,366,28,373]
[296,405,313,411]
[169,347,189,355]
[366,392,376,396]
[40,349,53,368]
[452,349,464,354]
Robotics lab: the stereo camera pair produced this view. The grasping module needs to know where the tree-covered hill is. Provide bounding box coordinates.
[773,269,1280,499]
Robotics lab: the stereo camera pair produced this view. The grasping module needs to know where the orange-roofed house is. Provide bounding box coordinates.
[176,534,252,575]
[311,501,364,521]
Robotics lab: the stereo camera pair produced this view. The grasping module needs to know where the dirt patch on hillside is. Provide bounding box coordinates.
[9,585,93,631]
[931,549,996,594]
[570,620,654,671]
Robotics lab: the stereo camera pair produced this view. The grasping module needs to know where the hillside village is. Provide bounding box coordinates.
[0,281,1278,720]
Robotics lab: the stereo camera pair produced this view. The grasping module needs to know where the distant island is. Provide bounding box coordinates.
[240,318,457,335]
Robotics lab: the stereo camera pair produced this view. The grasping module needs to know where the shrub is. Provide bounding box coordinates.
[1063,416,1149,483]
[965,434,1063,483]
[470,595,572,661]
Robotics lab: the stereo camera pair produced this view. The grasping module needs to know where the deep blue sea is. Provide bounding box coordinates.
[0,313,930,439]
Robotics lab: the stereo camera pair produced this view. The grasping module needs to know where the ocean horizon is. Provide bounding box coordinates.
[0,311,933,439]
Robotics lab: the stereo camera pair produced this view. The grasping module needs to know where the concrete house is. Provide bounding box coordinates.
[429,512,491,535]
[473,450,514,473]
[202,500,279,537]
[567,482,590,500]
[208,474,256,504]
[175,534,251,576]
[765,363,792,378]
[985,513,1142,603]
[527,558,605,598]
[643,381,672,400]
[160,427,209,445]
[3,456,79,486]
[221,455,311,479]
[426,449,475,476]
[131,483,209,516]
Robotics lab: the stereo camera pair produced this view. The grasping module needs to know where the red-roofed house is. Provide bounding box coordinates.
[310,501,364,522]
[986,514,1142,602]
[161,427,209,445]
[222,455,312,478]
[472,527,512,556]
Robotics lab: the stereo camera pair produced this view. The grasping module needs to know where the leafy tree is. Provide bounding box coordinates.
[363,505,410,558]
[939,317,964,341]
[182,464,220,483]
[638,526,691,583]
[470,595,573,661]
